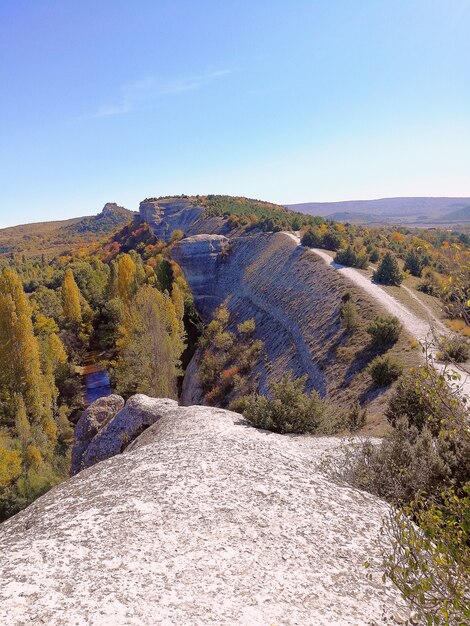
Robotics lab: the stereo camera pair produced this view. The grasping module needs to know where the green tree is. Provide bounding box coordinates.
[373,252,403,286]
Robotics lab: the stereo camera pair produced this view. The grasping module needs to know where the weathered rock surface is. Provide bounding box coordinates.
[139,198,205,242]
[71,394,125,475]
[71,394,177,475]
[171,233,231,318]
[0,398,408,625]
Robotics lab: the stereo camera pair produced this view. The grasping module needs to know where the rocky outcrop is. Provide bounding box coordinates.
[0,397,409,625]
[174,231,390,414]
[71,395,177,475]
[71,394,125,475]
[171,233,230,318]
[139,198,205,242]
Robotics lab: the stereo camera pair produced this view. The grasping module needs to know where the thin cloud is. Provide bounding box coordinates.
[91,69,232,118]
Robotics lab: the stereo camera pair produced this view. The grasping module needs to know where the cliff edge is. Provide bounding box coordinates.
[0,396,408,625]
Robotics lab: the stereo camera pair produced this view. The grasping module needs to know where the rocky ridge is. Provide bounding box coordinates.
[0,396,409,625]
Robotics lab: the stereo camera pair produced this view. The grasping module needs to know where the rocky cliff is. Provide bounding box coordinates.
[0,396,409,626]
[173,231,397,416]
[140,197,412,421]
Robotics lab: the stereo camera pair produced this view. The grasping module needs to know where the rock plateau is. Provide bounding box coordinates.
[0,396,409,626]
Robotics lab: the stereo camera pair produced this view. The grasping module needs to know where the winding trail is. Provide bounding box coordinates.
[285,232,470,399]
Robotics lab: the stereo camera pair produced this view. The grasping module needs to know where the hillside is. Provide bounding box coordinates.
[0,203,135,257]
[287,197,470,224]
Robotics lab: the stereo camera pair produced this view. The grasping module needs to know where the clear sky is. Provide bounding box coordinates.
[1,0,470,227]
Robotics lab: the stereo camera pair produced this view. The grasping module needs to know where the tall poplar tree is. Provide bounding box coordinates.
[117,254,137,305]
[62,268,82,327]
[0,268,43,421]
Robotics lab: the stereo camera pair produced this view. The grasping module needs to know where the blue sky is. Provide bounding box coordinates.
[1,0,470,227]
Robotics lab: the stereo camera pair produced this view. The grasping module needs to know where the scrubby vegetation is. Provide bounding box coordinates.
[197,194,325,232]
[367,315,402,346]
[198,304,263,407]
[339,293,360,331]
[368,355,403,386]
[339,363,469,624]
[242,373,327,434]
[334,245,369,269]
[437,334,470,364]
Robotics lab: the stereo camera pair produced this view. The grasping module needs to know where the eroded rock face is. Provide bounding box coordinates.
[71,394,124,475]
[0,398,409,626]
[71,394,177,475]
[139,198,204,242]
[171,233,230,318]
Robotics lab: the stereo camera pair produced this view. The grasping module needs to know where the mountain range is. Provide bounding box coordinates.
[287,197,470,225]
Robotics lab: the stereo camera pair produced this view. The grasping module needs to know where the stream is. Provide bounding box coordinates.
[76,353,112,406]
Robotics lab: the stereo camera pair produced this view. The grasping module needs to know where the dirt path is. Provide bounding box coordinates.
[285,232,470,398]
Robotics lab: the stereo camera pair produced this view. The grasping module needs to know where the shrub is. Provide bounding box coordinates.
[237,319,255,335]
[368,355,403,386]
[301,228,322,248]
[385,366,467,433]
[243,373,326,434]
[373,252,403,286]
[369,248,380,263]
[336,364,470,623]
[367,315,402,346]
[345,401,367,431]
[335,245,369,269]
[339,300,359,331]
[322,229,343,251]
[383,486,470,626]
[403,249,427,277]
[437,334,470,363]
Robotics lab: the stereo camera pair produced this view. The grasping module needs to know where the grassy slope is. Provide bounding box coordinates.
[0,206,135,257]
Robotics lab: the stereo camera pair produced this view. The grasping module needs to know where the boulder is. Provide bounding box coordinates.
[71,394,124,475]
[0,397,410,625]
[80,395,178,471]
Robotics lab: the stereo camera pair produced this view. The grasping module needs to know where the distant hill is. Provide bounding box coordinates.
[287,197,470,224]
[0,203,136,257]
[439,205,470,222]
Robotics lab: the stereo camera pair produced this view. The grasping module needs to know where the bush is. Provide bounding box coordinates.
[335,245,369,269]
[369,248,380,263]
[368,355,403,386]
[383,486,470,626]
[385,366,467,434]
[367,315,402,346]
[243,373,326,434]
[322,229,343,251]
[301,228,322,248]
[437,334,470,363]
[345,401,367,431]
[339,299,359,331]
[373,252,403,286]
[337,363,470,624]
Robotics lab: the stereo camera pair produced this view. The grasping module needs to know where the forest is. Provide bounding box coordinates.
[0,217,191,519]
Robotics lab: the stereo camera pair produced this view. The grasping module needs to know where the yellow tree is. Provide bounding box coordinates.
[117,254,137,305]
[115,286,186,399]
[61,268,82,327]
[0,268,43,421]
